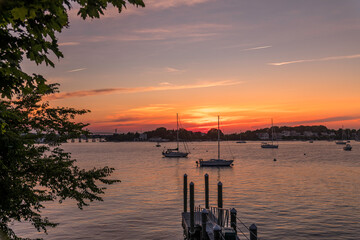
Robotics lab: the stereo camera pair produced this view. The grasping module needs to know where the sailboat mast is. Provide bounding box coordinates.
[177,113,179,149]
[271,118,274,145]
[218,115,220,159]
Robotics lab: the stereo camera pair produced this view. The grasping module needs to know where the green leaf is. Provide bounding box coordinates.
[11,7,28,21]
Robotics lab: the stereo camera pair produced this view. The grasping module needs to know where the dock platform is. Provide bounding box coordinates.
[181,174,258,240]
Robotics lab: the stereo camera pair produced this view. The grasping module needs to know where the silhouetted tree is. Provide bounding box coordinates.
[0,0,144,239]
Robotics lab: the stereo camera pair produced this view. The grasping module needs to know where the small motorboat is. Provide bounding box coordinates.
[261,142,278,148]
[343,144,352,151]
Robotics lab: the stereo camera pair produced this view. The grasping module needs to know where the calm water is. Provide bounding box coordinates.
[13,141,360,239]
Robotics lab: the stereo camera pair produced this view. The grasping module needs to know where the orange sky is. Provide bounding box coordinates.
[23,0,360,133]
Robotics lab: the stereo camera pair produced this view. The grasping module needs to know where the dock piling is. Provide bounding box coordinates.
[230,208,237,234]
[184,174,188,212]
[217,182,223,208]
[213,225,221,240]
[201,209,208,240]
[190,182,195,238]
[249,223,257,240]
[182,174,258,240]
[217,182,223,226]
[205,173,209,209]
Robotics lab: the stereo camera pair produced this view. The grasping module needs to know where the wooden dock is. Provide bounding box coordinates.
[181,174,258,240]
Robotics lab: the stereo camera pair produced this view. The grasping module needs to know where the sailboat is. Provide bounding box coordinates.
[197,116,234,167]
[335,126,347,145]
[261,119,279,148]
[236,131,246,143]
[162,114,189,158]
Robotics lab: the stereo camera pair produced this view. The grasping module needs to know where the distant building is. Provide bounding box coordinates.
[304,131,314,137]
[275,132,283,139]
[281,130,291,137]
[257,132,269,140]
[290,131,301,137]
[139,133,147,141]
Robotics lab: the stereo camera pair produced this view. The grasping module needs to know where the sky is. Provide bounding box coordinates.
[22,0,360,133]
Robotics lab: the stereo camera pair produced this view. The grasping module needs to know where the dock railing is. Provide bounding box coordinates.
[183,173,259,240]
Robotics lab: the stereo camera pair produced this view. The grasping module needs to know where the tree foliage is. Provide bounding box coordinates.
[0,0,144,239]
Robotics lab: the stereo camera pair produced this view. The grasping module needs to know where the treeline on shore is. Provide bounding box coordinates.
[104,125,360,142]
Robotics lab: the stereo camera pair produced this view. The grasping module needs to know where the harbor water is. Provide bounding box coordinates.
[13,141,360,239]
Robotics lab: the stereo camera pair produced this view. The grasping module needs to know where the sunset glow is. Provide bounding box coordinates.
[23,0,360,133]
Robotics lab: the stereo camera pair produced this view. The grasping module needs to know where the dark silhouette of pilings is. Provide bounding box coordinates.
[205,173,209,209]
[217,182,223,226]
[213,225,221,240]
[190,182,195,239]
[184,174,188,212]
[217,182,223,208]
[230,208,237,234]
[250,223,257,240]
[201,209,208,240]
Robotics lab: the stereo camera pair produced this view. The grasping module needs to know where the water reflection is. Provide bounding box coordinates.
[12,141,360,240]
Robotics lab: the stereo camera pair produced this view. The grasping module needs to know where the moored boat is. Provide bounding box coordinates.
[198,158,233,167]
[197,116,234,167]
[343,144,352,151]
[261,142,279,148]
[261,119,278,149]
[162,113,189,158]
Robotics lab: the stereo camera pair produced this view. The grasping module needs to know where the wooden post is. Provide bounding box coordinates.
[249,223,257,240]
[230,208,237,234]
[201,209,208,240]
[213,224,221,240]
[184,174,188,212]
[190,182,195,238]
[217,182,223,226]
[217,181,223,208]
[205,173,209,209]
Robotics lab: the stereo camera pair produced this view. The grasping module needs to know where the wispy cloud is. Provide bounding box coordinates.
[243,45,272,51]
[128,23,230,42]
[280,115,360,126]
[68,0,211,20]
[67,68,87,73]
[69,23,229,44]
[59,42,80,46]
[148,0,210,9]
[165,67,183,73]
[98,104,175,125]
[47,80,243,100]
[159,82,171,85]
[128,104,175,113]
[269,54,360,66]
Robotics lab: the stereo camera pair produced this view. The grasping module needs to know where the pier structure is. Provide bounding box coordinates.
[182,174,258,240]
